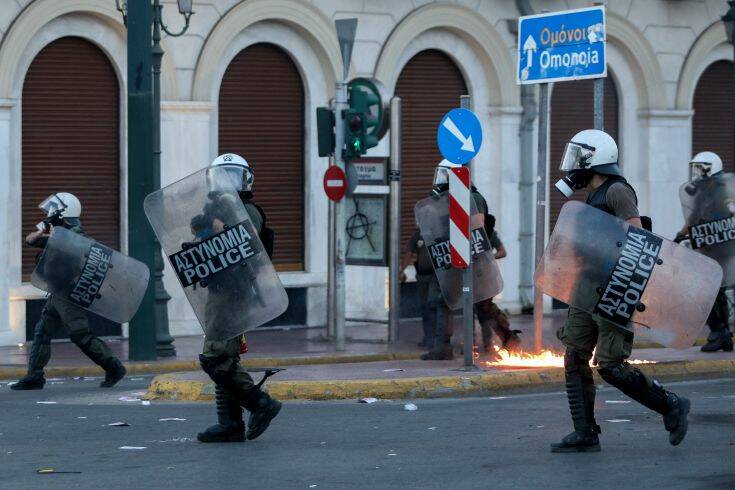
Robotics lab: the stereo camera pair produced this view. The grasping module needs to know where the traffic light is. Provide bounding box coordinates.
[343,85,381,160]
[316,107,335,157]
[344,110,363,159]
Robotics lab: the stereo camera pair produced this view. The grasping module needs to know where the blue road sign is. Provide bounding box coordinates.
[517,6,606,85]
[437,108,483,165]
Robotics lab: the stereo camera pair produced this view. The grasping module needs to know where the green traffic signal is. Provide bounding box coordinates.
[343,86,381,159]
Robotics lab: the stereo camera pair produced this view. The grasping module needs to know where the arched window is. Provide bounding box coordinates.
[693,60,733,172]
[395,49,468,247]
[218,43,305,271]
[22,37,120,279]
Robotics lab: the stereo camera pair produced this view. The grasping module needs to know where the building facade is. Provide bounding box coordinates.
[0,0,731,345]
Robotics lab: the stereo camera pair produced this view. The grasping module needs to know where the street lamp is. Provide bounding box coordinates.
[116,1,193,26]
[116,0,195,357]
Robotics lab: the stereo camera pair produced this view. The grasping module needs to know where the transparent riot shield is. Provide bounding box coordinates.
[679,172,735,286]
[143,167,288,340]
[535,201,722,349]
[31,227,150,324]
[414,193,503,311]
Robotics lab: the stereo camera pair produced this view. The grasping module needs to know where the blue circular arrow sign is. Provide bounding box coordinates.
[437,108,483,165]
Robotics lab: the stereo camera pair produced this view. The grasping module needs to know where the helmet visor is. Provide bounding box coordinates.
[689,162,711,182]
[559,142,594,171]
[38,194,66,217]
[207,164,253,192]
[433,167,449,186]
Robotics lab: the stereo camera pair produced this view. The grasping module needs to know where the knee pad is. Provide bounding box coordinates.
[69,331,94,348]
[199,354,218,376]
[199,354,236,387]
[597,362,632,386]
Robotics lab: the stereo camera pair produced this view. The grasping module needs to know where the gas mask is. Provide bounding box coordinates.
[555,170,593,198]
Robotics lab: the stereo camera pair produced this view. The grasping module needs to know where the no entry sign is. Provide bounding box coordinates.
[324,165,347,201]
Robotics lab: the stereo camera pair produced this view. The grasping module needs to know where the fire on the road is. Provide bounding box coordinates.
[484,349,655,369]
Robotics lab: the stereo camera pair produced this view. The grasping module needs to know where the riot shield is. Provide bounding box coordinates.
[535,201,722,349]
[679,172,735,286]
[31,227,150,324]
[143,167,288,340]
[414,193,503,310]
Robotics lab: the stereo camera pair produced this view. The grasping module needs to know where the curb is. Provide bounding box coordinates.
[0,351,423,381]
[0,336,711,381]
[144,359,735,402]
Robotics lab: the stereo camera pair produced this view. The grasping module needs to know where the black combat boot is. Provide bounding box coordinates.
[241,386,282,440]
[100,359,127,388]
[500,329,523,352]
[552,349,600,453]
[198,385,245,443]
[10,373,46,391]
[598,363,690,446]
[701,330,734,352]
[420,343,454,360]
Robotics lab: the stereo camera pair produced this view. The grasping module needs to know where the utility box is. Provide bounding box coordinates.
[345,157,389,266]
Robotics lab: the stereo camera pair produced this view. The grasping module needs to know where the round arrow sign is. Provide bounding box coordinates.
[323,165,347,202]
[437,108,483,165]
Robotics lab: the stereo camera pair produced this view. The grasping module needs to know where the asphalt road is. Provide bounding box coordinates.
[0,376,734,489]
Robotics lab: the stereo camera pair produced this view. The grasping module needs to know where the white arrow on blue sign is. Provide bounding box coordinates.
[517,6,606,85]
[437,108,483,165]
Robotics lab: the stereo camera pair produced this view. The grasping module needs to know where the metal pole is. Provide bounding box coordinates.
[334,80,348,351]
[150,0,175,357]
[126,0,157,360]
[517,0,537,315]
[533,83,549,353]
[460,95,476,369]
[327,155,336,339]
[388,97,402,343]
[518,85,537,311]
[593,78,604,131]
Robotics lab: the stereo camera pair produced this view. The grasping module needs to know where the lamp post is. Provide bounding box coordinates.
[116,0,194,357]
[723,1,735,166]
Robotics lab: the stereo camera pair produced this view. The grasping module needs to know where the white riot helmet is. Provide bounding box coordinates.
[555,129,621,198]
[432,159,462,188]
[689,151,723,182]
[39,192,81,219]
[208,153,254,193]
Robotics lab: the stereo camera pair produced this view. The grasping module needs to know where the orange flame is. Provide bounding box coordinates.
[484,348,655,369]
[485,349,565,368]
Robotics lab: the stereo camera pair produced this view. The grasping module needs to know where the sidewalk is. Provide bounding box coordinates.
[0,313,563,377]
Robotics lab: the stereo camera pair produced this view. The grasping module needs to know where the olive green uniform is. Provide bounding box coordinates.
[25,224,119,378]
[199,201,263,393]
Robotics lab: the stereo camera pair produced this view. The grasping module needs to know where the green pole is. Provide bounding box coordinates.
[127,0,157,360]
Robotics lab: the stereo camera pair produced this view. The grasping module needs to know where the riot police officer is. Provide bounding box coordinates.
[400,226,436,349]
[415,161,463,360]
[550,130,690,452]
[11,193,126,390]
[675,152,733,353]
[196,154,282,443]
